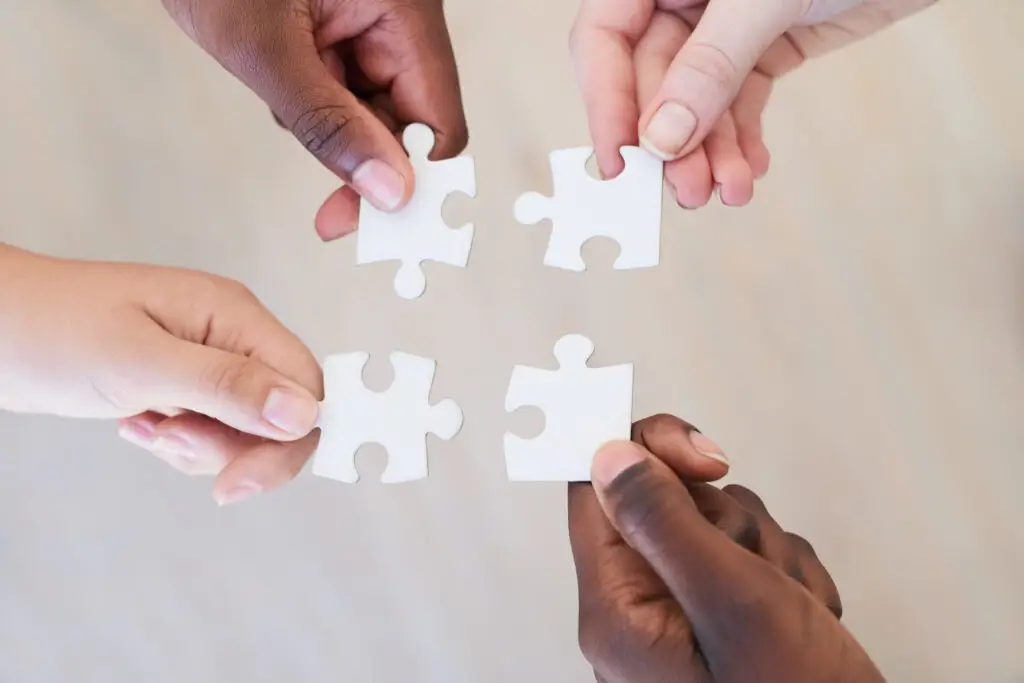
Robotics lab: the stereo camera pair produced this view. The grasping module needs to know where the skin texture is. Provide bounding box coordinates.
[569,414,887,682]
[570,0,938,208]
[0,245,323,506]
[161,0,468,240]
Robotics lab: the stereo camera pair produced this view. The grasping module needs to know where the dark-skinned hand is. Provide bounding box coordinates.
[161,0,467,240]
[568,414,886,683]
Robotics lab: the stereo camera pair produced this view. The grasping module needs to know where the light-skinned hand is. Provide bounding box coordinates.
[571,0,936,208]
[0,245,323,506]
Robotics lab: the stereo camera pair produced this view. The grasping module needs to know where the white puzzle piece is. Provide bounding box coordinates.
[357,123,476,299]
[504,334,633,482]
[312,351,463,483]
[514,146,663,272]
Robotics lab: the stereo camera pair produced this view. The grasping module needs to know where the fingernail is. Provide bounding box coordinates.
[216,481,263,507]
[152,435,196,461]
[591,441,646,488]
[640,102,697,160]
[118,421,155,448]
[263,387,318,438]
[351,159,406,211]
[690,432,729,466]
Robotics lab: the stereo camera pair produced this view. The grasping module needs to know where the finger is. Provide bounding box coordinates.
[142,273,325,405]
[688,483,761,552]
[703,114,754,206]
[634,12,717,208]
[631,414,729,481]
[118,412,228,477]
[220,10,414,212]
[722,485,790,564]
[723,486,842,617]
[211,429,319,506]
[724,484,824,598]
[568,481,704,682]
[784,532,844,619]
[129,333,320,443]
[731,72,773,179]
[570,0,657,178]
[315,185,362,241]
[665,147,715,208]
[638,0,801,161]
[351,3,468,159]
[592,441,787,634]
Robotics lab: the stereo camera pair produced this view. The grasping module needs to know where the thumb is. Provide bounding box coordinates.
[139,336,320,442]
[228,26,414,212]
[638,0,800,161]
[591,440,777,633]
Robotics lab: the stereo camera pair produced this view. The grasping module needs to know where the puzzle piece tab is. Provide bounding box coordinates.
[312,351,463,483]
[514,146,663,272]
[357,123,476,299]
[504,334,633,481]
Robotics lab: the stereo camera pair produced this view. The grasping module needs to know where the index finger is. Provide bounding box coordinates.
[632,413,730,481]
[570,0,656,178]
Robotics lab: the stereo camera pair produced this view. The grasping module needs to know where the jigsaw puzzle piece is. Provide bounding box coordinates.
[357,123,476,300]
[503,334,633,482]
[514,145,663,272]
[312,352,372,483]
[379,353,463,483]
[311,351,463,484]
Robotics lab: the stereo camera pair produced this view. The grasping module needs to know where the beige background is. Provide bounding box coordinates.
[1,1,1023,681]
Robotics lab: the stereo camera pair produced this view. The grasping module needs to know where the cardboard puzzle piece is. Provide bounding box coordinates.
[503,334,633,481]
[357,123,476,299]
[513,146,663,272]
[312,351,463,483]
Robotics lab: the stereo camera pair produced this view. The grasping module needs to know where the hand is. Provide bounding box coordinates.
[0,245,323,506]
[568,414,885,682]
[161,0,467,240]
[571,0,936,208]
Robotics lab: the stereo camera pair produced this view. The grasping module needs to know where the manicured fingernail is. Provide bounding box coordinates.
[263,388,318,438]
[640,102,697,160]
[118,421,155,448]
[351,159,406,211]
[591,441,646,488]
[691,432,729,466]
[152,435,196,461]
[216,481,263,507]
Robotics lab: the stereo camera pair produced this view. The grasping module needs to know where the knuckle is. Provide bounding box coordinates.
[291,103,360,164]
[725,510,762,552]
[678,41,740,90]
[199,357,251,401]
[785,531,818,558]
[216,276,259,305]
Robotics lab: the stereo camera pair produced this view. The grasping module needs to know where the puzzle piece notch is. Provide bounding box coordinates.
[356,123,476,300]
[312,351,463,483]
[514,145,663,272]
[504,334,633,482]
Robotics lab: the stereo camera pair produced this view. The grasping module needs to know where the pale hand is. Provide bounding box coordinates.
[0,245,323,506]
[571,0,937,208]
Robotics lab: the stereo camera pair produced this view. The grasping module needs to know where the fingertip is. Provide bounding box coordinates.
[314,186,360,241]
[351,158,411,213]
[591,440,649,489]
[665,149,714,209]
